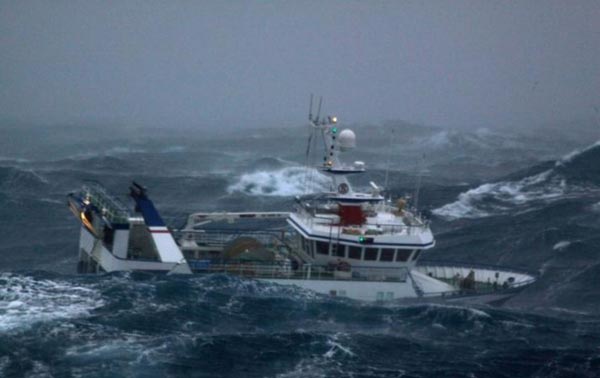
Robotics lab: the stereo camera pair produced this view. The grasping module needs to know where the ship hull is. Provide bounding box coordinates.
[76,225,532,303]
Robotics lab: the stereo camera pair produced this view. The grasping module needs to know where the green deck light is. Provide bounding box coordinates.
[358,236,374,244]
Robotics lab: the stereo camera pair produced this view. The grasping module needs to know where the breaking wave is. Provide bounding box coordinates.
[433,170,568,220]
[556,140,600,167]
[433,141,600,220]
[415,128,514,152]
[227,167,330,196]
[553,241,572,251]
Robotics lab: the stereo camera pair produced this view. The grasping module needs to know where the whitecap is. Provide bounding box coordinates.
[556,140,600,167]
[466,307,492,319]
[0,273,104,332]
[424,131,450,148]
[324,335,355,358]
[431,184,495,220]
[276,334,357,378]
[227,167,330,197]
[432,170,567,220]
[553,241,571,251]
[276,358,330,378]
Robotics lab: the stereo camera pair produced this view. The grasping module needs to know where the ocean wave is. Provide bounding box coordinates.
[420,130,451,148]
[591,201,600,212]
[189,274,323,301]
[0,273,103,332]
[276,334,356,378]
[243,157,296,171]
[553,241,571,251]
[227,167,330,196]
[0,156,29,164]
[0,272,598,377]
[432,170,568,220]
[0,166,49,196]
[57,145,187,162]
[415,128,510,152]
[555,140,600,167]
[553,140,600,185]
[433,140,600,220]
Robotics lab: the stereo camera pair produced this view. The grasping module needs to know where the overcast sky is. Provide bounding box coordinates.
[1,1,599,129]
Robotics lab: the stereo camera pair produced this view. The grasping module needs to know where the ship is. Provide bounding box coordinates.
[67,99,536,303]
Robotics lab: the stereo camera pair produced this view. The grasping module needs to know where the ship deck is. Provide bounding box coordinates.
[291,200,431,237]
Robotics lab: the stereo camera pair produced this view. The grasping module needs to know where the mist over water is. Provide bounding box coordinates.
[2,1,600,132]
[1,121,600,376]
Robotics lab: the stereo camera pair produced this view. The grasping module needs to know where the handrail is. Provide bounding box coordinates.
[186,259,410,282]
[417,259,539,279]
[174,228,288,247]
[184,211,290,229]
[80,181,131,223]
[416,259,538,295]
[293,209,429,234]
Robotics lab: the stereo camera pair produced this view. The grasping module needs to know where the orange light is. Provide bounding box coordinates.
[80,211,96,235]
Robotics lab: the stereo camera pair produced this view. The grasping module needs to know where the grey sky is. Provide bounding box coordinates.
[1,1,599,129]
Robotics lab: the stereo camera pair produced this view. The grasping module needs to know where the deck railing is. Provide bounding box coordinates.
[175,229,288,249]
[186,259,409,282]
[293,209,430,236]
[417,259,538,280]
[81,181,130,224]
[416,259,538,294]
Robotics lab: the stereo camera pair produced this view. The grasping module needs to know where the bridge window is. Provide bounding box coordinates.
[316,241,330,255]
[396,249,412,262]
[306,239,314,257]
[348,246,362,259]
[380,248,395,261]
[364,248,378,261]
[412,250,422,261]
[333,244,346,258]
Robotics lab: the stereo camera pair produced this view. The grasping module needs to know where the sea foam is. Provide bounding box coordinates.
[227,167,330,197]
[433,170,566,220]
[0,273,103,332]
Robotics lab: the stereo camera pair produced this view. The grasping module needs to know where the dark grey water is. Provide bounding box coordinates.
[1,123,600,377]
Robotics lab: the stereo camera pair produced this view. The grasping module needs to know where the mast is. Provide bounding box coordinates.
[304,95,382,202]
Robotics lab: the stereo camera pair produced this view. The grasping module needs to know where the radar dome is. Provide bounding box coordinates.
[338,129,356,151]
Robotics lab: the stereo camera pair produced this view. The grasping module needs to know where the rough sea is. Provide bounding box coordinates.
[1,121,600,377]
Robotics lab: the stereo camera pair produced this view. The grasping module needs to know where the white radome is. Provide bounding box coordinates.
[338,129,356,151]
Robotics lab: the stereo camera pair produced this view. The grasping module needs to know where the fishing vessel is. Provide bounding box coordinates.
[67,99,536,302]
